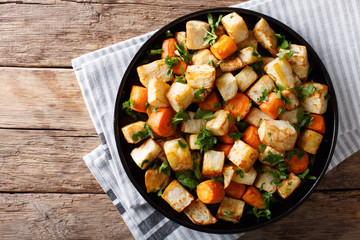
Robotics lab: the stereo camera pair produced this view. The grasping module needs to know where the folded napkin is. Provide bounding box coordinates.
[72,0,360,239]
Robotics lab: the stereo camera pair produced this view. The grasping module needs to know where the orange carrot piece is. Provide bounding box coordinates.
[210,35,238,60]
[214,144,233,157]
[197,180,225,204]
[223,93,251,120]
[242,125,262,151]
[242,186,264,209]
[305,114,325,134]
[285,150,309,174]
[218,125,238,145]
[198,92,222,111]
[161,38,177,59]
[259,92,286,119]
[130,85,148,113]
[147,108,175,137]
[173,59,187,75]
[225,181,246,199]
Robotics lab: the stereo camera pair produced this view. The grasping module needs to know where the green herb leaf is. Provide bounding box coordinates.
[159,158,171,176]
[193,108,214,120]
[122,100,137,120]
[276,83,287,91]
[176,170,199,190]
[229,132,244,141]
[172,110,191,128]
[309,154,316,167]
[140,159,149,168]
[157,181,166,196]
[152,107,158,112]
[263,151,285,165]
[145,102,149,109]
[165,56,179,68]
[235,169,244,178]
[178,140,187,149]
[257,89,270,103]
[296,84,319,103]
[211,176,224,184]
[250,43,261,58]
[223,210,234,218]
[275,33,290,50]
[276,50,297,59]
[203,13,223,46]
[249,207,271,220]
[149,49,164,55]
[295,107,313,131]
[249,60,265,78]
[278,107,286,115]
[195,127,217,153]
[174,42,192,63]
[223,100,228,105]
[259,144,266,153]
[285,149,305,161]
[214,102,222,109]
[208,60,216,68]
[227,114,234,124]
[144,123,154,139]
[165,30,173,37]
[297,168,317,180]
[194,88,206,101]
[131,123,154,141]
[149,158,162,170]
[192,154,202,180]
[236,114,242,122]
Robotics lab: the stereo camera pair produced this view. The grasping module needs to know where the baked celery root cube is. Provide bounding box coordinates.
[261,56,275,67]
[232,166,257,185]
[205,109,231,136]
[221,12,249,44]
[279,108,300,125]
[162,179,195,212]
[259,146,285,166]
[219,53,244,72]
[240,46,261,65]
[279,44,309,80]
[186,20,210,50]
[244,108,273,128]
[223,163,235,189]
[253,18,278,56]
[254,165,278,193]
[181,112,207,134]
[202,150,225,178]
[185,64,216,89]
[300,82,329,114]
[145,168,170,193]
[235,66,258,92]
[228,140,259,172]
[191,49,219,67]
[188,134,200,150]
[277,172,301,199]
[216,197,245,223]
[246,75,275,104]
[130,138,162,169]
[258,119,297,152]
[297,129,323,154]
[264,58,296,89]
[164,138,193,172]
[166,82,194,112]
[121,121,146,144]
[184,199,217,225]
[237,30,258,50]
[148,78,170,108]
[281,90,300,110]
[137,59,173,88]
[215,72,238,101]
[175,31,186,46]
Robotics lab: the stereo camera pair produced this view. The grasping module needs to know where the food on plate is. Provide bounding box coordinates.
[121,12,329,225]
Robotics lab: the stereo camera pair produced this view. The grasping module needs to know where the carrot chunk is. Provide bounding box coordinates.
[225,181,246,199]
[130,85,148,113]
[147,108,175,137]
[242,186,264,209]
[197,180,225,204]
[161,38,177,59]
[210,35,238,60]
[198,92,222,111]
[218,125,238,145]
[259,92,285,119]
[214,144,233,157]
[173,58,187,75]
[242,125,262,151]
[305,114,325,134]
[285,149,309,174]
[223,93,251,120]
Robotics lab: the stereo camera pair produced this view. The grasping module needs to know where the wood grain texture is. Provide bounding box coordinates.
[0,129,102,193]
[0,0,242,67]
[0,67,96,132]
[0,193,134,240]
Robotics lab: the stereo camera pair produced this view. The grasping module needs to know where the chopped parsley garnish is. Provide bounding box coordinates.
[223,100,228,105]
[131,123,154,141]
[175,65,186,84]
[297,168,317,180]
[250,43,261,58]
[192,154,202,179]
[211,176,224,184]
[296,84,320,102]
[276,83,287,91]
[208,60,217,68]
[276,50,297,59]
[295,107,313,131]
[174,42,192,63]
[152,107,158,112]
[257,89,270,103]
[157,182,166,196]
[235,169,244,178]
[227,114,234,124]
[149,49,164,55]
[195,127,217,153]
[165,30,173,37]
[140,159,149,168]
[214,102,222,109]
[236,114,242,122]
[194,88,206,101]
[176,170,199,190]
[193,108,214,120]
[178,140,187,149]
[275,33,290,50]
[122,99,137,120]
[172,110,191,128]
[149,158,162,170]
[259,144,266,153]
[249,207,271,220]
[145,102,149,109]
[165,56,179,68]
[263,151,284,165]
[249,60,265,77]
[203,13,223,46]
[309,154,316,167]
[278,107,286,115]
[159,158,171,176]
[229,131,244,141]
[223,210,234,218]
[285,149,305,161]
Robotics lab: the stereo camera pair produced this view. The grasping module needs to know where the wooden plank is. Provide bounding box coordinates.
[0,0,242,67]
[0,67,96,132]
[0,193,134,240]
[0,191,358,239]
[0,129,103,193]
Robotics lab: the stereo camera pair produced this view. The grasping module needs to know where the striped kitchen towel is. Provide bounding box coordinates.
[72,0,360,239]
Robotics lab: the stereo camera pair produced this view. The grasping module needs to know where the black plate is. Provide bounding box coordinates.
[113,7,338,234]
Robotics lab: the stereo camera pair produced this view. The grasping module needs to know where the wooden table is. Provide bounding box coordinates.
[0,1,359,239]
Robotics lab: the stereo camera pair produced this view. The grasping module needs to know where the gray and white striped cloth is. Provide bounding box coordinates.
[72,0,360,239]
